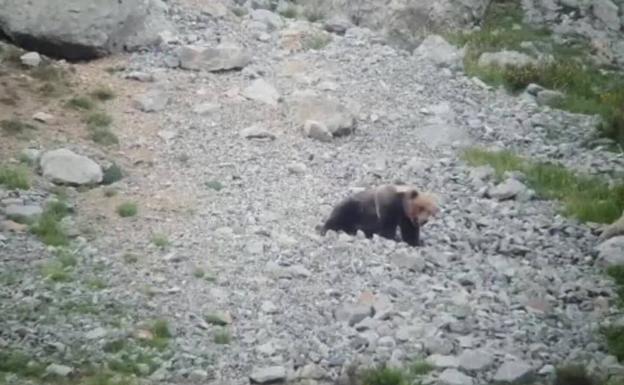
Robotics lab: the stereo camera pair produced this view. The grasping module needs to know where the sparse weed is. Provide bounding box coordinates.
[151,234,169,248]
[86,111,113,128]
[463,148,624,223]
[67,96,95,111]
[90,86,115,101]
[104,187,118,198]
[303,7,325,22]
[303,32,332,50]
[0,165,30,190]
[102,164,123,185]
[361,366,406,385]
[123,253,139,264]
[1,118,36,136]
[30,200,71,246]
[193,268,205,278]
[117,202,138,218]
[279,4,299,18]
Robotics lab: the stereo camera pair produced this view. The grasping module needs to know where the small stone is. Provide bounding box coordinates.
[256,341,278,355]
[478,50,536,68]
[46,364,73,377]
[134,90,169,112]
[426,354,459,369]
[536,90,564,107]
[389,251,425,272]
[470,165,495,182]
[488,178,528,201]
[288,162,307,175]
[261,300,279,314]
[33,112,55,123]
[240,124,276,140]
[125,71,155,82]
[85,327,107,340]
[299,363,327,380]
[189,369,209,381]
[493,361,533,384]
[538,365,555,375]
[20,52,41,67]
[334,303,373,326]
[303,120,333,142]
[413,35,463,69]
[178,44,251,72]
[425,336,454,355]
[458,349,494,371]
[324,16,352,35]
[439,368,474,385]
[250,366,287,383]
[596,236,624,267]
[242,78,281,106]
[193,102,220,115]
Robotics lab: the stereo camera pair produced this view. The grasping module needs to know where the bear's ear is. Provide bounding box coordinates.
[409,190,419,199]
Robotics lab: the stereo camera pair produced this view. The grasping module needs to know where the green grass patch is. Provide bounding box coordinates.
[123,253,139,264]
[86,111,113,128]
[102,164,123,185]
[361,366,407,385]
[90,86,115,101]
[139,319,172,350]
[303,7,325,22]
[67,96,95,111]
[231,6,248,17]
[116,202,138,218]
[450,0,624,146]
[279,5,299,18]
[0,165,30,190]
[0,350,46,378]
[1,118,36,136]
[463,148,624,223]
[30,200,71,246]
[554,365,594,385]
[214,328,231,345]
[151,234,169,248]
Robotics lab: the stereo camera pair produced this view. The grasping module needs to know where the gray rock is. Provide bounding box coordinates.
[536,89,564,106]
[478,50,536,68]
[289,90,356,137]
[492,361,533,384]
[240,124,276,140]
[125,71,155,82]
[287,162,307,175]
[192,102,220,115]
[439,368,474,385]
[40,149,103,186]
[85,327,107,340]
[20,51,41,67]
[134,90,168,112]
[426,354,459,369]
[389,251,426,272]
[592,0,621,30]
[324,16,352,35]
[414,35,463,69]
[4,204,43,222]
[45,364,73,377]
[0,0,170,60]
[458,349,494,371]
[526,83,544,96]
[488,178,528,201]
[242,78,280,106]
[470,165,495,182]
[298,363,327,380]
[303,120,333,142]
[334,303,373,326]
[425,336,454,355]
[178,44,251,72]
[32,111,54,123]
[596,236,624,267]
[249,366,287,383]
[261,300,279,314]
[189,369,209,381]
[251,9,284,30]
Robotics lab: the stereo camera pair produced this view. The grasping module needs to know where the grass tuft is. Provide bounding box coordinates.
[90,86,115,101]
[66,96,95,111]
[30,201,71,246]
[463,148,624,223]
[1,119,36,136]
[0,165,30,190]
[279,5,298,19]
[214,328,231,344]
[554,365,593,385]
[151,234,169,248]
[361,366,406,385]
[117,202,138,218]
[123,253,139,264]
[303,32,332,50]
[102,164,123,185]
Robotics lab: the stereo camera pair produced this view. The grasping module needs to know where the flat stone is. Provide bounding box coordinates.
[249,366,287,384]
[33,111,55,123]
[125,71,155,82]
[40,148,103,186]
[439,368,474,385]
[458,349,494,371]
[389,251,425,272]
[242,78,280,106]
[46,364,73,377]
[20,52,41,67]
[414,34,463,69]
[334,303,373,326]
[478,50,536,68]
[488,178,528,201]
[303,120,333,142]
[426,354,459,369]
[289,90,356,137]
[4,204,43,222]
[240,124,276,140]
[193,102,220,115]
[492,361,533,383]
[178,44,251,72]
[536,89,564,107]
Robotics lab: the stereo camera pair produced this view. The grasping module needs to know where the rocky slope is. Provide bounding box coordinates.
[2,1,624,385]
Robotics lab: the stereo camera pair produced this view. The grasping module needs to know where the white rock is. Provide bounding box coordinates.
[536,89,564,106]
[4,205,43,221]
[478,50,536,68]
[439,368,474,385]
[596,236,624,267]
[46,364,73,377]
[289,91,356,137]
[303,120,333,142]
[242,78,280,106]
[488,178,528,201]
[20,51,41,67]
[134,90,169,112]
[249,366,287,383]
[33,111,55,123]
[426,354,459,369]
[261,300,279,314]
[414,35,463,69]
[178,44,251,72]
[40,149,103,186]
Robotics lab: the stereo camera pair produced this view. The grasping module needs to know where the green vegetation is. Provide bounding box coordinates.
[30,200,71,246]
[205,180,224,191]
[603,265,624,363]
[140,319,172,350]
[90,86,115,101]
[449,0,624,146]
[0,165,30,190]
[1,118,36,136]
[214,328,231,344]
[86,112,118,146]
[205,314,228,326]
[303,7,325,22]
[151,234,169,248]
[193,268,205,278]
[102,164,123,185]
[40,248,78,282]
[304,32,332,50]
[279,4,299,18]
[123,253,139,264]
[361,366,407,385]
[231,6,248,17]
[116,202,138,218]
[463,148,624,223]
[66,96,95,111]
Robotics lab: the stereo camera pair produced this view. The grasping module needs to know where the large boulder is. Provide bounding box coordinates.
[40,149,103,186]
[288,90,357,137]
[0,0,171,61]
